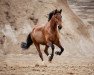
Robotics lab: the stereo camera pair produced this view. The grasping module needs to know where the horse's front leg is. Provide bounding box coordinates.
[49,44,54,62]
[46,41,55,62]
[44,45,49,56]
[55,41,64,55]
[34,43,43,61]
[45,36,55,62]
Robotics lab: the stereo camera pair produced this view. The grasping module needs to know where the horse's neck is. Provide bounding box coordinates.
[50,18,57,32]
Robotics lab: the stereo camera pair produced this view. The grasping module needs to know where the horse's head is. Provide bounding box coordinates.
[53,9,62,30]
[48,9,61,21]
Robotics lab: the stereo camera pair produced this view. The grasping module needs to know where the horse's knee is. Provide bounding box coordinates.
[47,42,52,47]
[47,42,54,49]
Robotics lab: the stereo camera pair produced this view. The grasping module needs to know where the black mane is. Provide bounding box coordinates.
[48,10,55,21]
[48,9,62,21]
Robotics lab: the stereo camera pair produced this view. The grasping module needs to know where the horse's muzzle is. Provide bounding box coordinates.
[58,26,62,30]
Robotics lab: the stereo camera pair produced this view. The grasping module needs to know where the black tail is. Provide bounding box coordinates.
[21,34,33,49]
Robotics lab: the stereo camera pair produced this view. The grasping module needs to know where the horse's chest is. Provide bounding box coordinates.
[49,34,58,41]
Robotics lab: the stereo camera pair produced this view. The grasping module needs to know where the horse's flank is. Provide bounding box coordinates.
[31,25,46,45]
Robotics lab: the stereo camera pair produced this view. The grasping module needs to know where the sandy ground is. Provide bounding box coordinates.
[0,53,94,75]
[0,0,94,75]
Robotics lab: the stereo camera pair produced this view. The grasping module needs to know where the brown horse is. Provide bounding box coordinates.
[21,9,64,62]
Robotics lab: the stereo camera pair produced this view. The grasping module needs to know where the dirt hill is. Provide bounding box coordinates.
[0,0,94,75]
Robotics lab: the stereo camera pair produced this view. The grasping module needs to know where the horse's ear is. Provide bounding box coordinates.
[54,9,57,14]
[59,9,62,14]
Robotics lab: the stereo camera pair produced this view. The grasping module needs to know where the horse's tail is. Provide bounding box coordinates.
[21,33,33,49]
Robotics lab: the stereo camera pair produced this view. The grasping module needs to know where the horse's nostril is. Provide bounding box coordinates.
[58,26,62,30]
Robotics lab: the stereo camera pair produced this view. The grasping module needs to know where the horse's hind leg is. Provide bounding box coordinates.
[55,41,64,55]
[49,44,55,62]
[34,43,43,61]
[44,46,49,56]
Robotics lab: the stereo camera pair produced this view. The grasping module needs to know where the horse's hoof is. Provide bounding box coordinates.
[55,51,61,55]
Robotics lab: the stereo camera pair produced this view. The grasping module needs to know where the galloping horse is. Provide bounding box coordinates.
[21,9,64,62]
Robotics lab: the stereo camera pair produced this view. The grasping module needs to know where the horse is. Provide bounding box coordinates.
[21,9,64,62]
[48,9,62,30]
